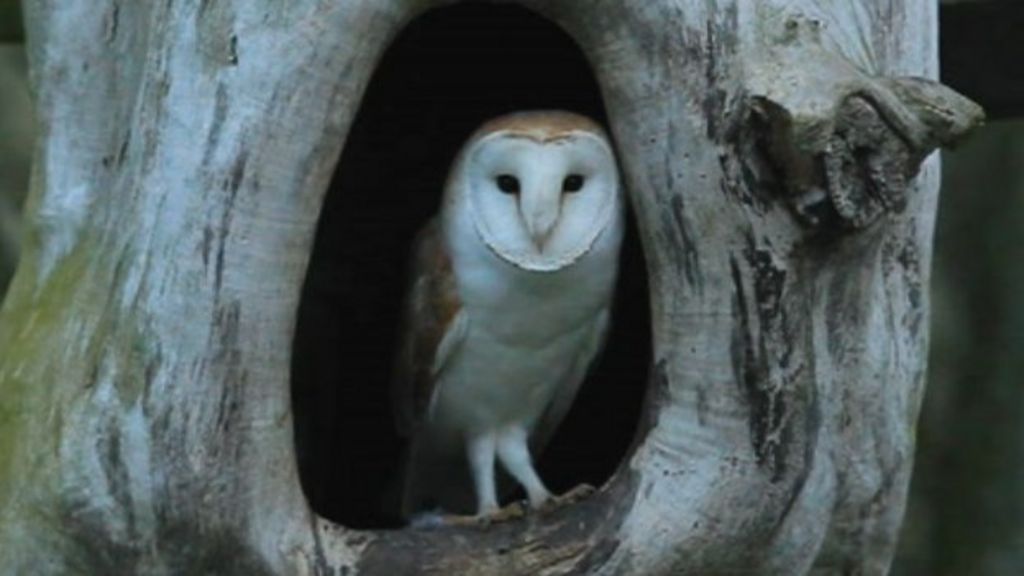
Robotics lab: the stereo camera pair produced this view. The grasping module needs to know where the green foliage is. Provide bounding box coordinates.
[0,44,31,298]
[0,1,23,43]
[894,119,1024,576]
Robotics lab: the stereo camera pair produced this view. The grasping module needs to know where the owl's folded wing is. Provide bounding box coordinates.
[392,219,467,437]
[531,308,610,453]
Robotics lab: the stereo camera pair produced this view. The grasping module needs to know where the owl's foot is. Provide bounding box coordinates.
[436,514,485,528]
[417,502,526,529]
[483,501,527,523]
[537,483,596,513]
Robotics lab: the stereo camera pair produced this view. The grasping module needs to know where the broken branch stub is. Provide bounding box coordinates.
[745,17,984,230]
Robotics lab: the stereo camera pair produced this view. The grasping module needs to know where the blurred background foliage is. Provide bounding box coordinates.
[893,120,1024,576]
[0,44,31,294]
[0,1,21,43]
[0,3,1020,574]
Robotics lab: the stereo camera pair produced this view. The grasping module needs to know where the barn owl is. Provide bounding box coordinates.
[393,111,625,522]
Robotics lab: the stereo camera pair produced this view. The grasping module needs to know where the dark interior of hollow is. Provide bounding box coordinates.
[291,3,650,530]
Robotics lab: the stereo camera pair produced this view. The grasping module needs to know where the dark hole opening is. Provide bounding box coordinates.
[291,3,650,530]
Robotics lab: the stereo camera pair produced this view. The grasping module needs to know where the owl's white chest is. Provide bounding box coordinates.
[422,205,622,451]
[429,319,589,438]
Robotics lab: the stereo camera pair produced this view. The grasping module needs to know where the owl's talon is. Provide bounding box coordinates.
[486,501,527,523]
[537,483,596,513]
[428,502,527,529]
[446,514,487,527]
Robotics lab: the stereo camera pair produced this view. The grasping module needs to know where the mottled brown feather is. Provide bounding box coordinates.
[392,219,463,436]
[471,110,608,143]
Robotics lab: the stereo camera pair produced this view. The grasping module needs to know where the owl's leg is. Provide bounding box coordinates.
[466,432,499,516]
[496,427,551,507]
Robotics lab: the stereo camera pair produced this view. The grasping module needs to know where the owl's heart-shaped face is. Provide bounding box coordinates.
[450,113,621,272]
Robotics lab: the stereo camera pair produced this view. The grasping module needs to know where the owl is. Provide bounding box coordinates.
[392,111,625,523]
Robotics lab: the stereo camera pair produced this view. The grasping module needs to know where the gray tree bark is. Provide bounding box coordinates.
[0,1,980,575]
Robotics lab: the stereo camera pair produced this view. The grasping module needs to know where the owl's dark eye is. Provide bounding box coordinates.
[562,174,585,193]
[496,174,520,194]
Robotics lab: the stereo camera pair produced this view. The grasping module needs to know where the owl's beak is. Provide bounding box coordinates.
[529,226,555,253]
[522,197,559,254]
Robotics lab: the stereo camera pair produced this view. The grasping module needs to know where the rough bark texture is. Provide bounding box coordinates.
[0,1,980,575]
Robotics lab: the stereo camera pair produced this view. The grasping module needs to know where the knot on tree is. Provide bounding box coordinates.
[743,16,984,230]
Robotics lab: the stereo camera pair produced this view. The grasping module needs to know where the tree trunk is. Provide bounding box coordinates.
[0,1,980,574]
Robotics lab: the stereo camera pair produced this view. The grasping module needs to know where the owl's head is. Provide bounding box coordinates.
[447,111,622,272]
